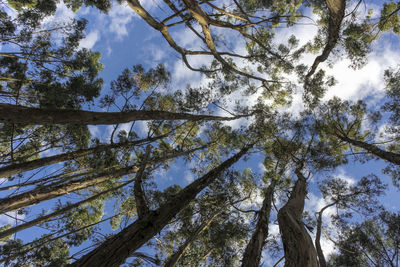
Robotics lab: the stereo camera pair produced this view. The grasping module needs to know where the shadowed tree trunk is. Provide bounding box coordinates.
[336,133,400,165]
[0,146,205,214]
[0,103,251,125]
[164,211,221,267]
[240,178,277,267]
[68,144,253,267]
[277,168,318,267]
[0,134,168,178]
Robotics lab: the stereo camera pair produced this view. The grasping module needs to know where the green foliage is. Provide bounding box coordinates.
[378,2,400,34]
[329,211,400,267]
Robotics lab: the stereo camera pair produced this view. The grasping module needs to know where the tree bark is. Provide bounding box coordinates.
[277,169,318,267]
[0,134,168,178]
[164,211,221,267]
[0,146,204,214]
[68,144,252,267]
[241,178,277,267]
[336,134,400,165]
[0,103,250,125]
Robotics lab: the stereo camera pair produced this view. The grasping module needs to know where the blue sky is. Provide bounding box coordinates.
[1,0,400,266]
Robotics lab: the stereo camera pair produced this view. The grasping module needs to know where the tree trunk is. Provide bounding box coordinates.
[134,146,151,219]
[0,178,135,240]
[305,0,345,82]
[241,179,276,267]
[0,134,168,178]
[68,144,252,267]
[0,103,250,125]
[0,146,204,214]
[315,204,335,267]
[277,169,318,267]
[164,211,221,267]
[336,134,400,165]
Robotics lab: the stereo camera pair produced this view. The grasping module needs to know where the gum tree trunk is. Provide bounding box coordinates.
[0,103,250,125]
[277,169,318,267]
[241,179,277,267]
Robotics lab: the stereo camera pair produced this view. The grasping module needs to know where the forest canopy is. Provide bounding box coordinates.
[0,0,400,266]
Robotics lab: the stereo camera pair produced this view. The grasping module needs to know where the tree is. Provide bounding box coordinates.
[315,175,386,266]
[328,211,400,267]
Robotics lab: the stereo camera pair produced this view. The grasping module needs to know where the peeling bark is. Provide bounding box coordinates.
[241,179,276,267]
[68,144,252,267]
[0,134,168,178]
[0,103,250,125]
[277,169,318,267]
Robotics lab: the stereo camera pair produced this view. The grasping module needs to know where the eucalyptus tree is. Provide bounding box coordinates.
[315,175,386,266]
[328,210,400,267]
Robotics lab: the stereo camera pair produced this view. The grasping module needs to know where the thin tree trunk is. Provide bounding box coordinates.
[0,146,205,214]
[277,168,318,267]
[68,144,253,267]
[336,134,400,165]
[0,178,136,240]
[164,211,221,267]
[241,178,277,267]
[0,134,168,178]
[134,146,151,219]
[315,203,335,267]
[0,103,251,125]
[305,0,346,82]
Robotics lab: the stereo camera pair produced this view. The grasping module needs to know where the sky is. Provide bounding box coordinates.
[1,0,400,266]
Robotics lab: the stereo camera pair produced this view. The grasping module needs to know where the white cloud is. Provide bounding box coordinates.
[79,30,99,49]
[108,3,135,40]
[43,3,75,26]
